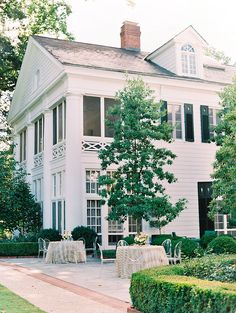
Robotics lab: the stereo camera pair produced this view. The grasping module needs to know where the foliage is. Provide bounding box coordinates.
[130,260,236,313]
[209,78,236,219]
[200,232,217,249]
[98,249,116,259]
[0,242,38,256]
[0,284,45,313]
[151,234,181,245]
[71,226,97,248]
[207,236,236,254]
[0,149,42,233]
[183,255,236,283]
[122,236,135,245]
[205,46,231,65]
[37,228,62,241]
[99,78,186,231]
[0,0,73,147]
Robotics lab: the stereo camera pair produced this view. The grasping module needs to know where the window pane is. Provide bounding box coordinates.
[53,107,57,145]
[34,121,38,154]
[52,202,56,230]
[39,118,43,152]
[64,101,66,139]
[58,201,62,233]
[58,103,63,142]
[104,98,117,137]
[83,96,101,136]
[23,130,27,161]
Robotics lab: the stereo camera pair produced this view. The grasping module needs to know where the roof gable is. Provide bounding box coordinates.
[9,37,64,123]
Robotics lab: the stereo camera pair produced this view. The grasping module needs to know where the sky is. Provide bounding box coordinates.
[66,0,236,63]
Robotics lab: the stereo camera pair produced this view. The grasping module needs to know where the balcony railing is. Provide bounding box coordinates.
[34,152,43,167]
[52,141,66,160]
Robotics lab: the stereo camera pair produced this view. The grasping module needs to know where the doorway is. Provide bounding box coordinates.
[198,182,214,237]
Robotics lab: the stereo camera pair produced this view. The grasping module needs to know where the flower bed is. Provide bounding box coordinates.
[130,255,236,313]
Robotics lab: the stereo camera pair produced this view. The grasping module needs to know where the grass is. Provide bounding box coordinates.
[0,284,46,313]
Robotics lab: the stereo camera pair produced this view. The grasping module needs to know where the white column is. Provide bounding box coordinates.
[43,110,52,228]
[65,94,82,231]
[26,123,34,185]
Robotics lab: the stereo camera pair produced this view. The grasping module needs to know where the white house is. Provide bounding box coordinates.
[9,21,236,248]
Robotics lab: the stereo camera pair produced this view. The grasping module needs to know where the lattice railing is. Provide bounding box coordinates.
[82,140,109,152]
[34,152,43,167]
[52,141,66,159]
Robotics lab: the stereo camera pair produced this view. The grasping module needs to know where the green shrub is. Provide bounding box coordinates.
[71,226,97,248]
[183,255,236,283]
[101,249,116,259]
[208,236,236,254]
[123,236,135,245]
[130,259,236,313]
[0,242,38,256]
[200,232,217,248]
[174,238,204,258]
[37,229,62,241]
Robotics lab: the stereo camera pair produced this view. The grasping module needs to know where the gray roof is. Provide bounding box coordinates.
[33,35,236,84]
[33,35,176,77]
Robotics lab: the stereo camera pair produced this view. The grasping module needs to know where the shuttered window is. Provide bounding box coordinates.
[200,105,210,143]
[160,100,168,123]
[184,104,194,142]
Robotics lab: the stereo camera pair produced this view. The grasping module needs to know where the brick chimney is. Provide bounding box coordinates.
[120,21,141,51]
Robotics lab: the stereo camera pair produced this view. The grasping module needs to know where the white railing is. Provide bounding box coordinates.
[52,141,66,159]
[34,152,43,167]
[82,140,110,152]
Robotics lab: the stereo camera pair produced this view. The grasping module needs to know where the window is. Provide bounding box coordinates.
[167,104,182,139]
[104,98,118,137]
[184,103,194,142]
[181,44,196,76]
[86,170,100,194]
[51,171,65,233]
[209,108,220,139]
[34,116,44,154]
[33,178,43,202]
[53,100,66,145]
[200,106,220,142]
[19,129,27,162]
[128,216,142,234]
[108,207,123,245]
[83,96,118,137]
[87,200,102,234]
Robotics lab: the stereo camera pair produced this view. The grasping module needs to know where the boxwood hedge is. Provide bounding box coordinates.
[0,242,38,256]
[130,258,236,313]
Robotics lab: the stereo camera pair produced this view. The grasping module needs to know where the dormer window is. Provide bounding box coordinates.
[181,44,196,76]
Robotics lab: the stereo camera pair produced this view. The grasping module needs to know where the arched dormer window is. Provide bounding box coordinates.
[181,44,196,75]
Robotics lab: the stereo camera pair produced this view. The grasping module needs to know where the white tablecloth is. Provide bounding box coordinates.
[45,241,86,264]
[116,245,168,278]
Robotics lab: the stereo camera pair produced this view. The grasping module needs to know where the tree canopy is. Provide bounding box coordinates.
[99,78,186,232]
[0,149,42,233]
[209,78,236,221]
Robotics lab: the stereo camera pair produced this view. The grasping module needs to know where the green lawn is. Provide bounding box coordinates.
[0,284,46,313]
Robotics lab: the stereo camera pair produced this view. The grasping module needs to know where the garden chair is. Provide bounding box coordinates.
[38,237,47,259]
[78,237,86,246]
[97,243,116,264]
[168,241,182,264]
[161,239,172,258]
[117,239,128,247]
[86,236,98,257]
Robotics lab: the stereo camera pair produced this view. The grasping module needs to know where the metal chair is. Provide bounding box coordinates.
[97,243,116,264]
[78,237,86,245]
[161,239,172,258]
[117,239,128,247]
[168,241,182,264]
[85,236,98,257]
[38,237,48,259]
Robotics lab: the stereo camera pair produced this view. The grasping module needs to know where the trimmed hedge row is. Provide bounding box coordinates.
[0,242,38,256]
[130,259,236,313]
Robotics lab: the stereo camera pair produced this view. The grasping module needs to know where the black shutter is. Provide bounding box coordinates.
[184,103,194,142]
[200,105,210,143]
[161,100,168,123]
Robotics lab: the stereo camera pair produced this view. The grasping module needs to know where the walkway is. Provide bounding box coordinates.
[0,257,131,313]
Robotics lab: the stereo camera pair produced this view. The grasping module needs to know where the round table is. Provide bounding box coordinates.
[45,240,86,264]
[116,245,168,278]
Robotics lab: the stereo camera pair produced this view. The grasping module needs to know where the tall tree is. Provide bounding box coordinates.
[99,78,186,232]
[0,0,73,147]
[0,148,42,233]
[209,78,236,222]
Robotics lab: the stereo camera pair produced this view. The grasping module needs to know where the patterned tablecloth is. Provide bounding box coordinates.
[45,240,86,264]
[116,245,168,278]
